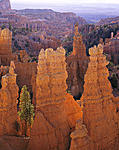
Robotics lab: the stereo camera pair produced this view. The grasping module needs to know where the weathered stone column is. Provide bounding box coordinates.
[0,61,18,136]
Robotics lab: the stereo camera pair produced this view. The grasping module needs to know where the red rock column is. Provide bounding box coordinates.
[72,24,86,57]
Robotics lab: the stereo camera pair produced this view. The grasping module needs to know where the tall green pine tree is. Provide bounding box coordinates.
[18,85,34,136]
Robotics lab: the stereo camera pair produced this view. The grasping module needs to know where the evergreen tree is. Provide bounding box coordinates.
[18,85,34,136]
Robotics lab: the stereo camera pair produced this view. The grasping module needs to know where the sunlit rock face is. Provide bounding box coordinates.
[0,28,12,55]
[27,47,70,150]
[70,120,91,150]
[64,93,82,129]
[80,44,118,150]
[27,47,82,150]
[69,44,119,150]
[0,0,11,11]
[0,61,19,136]
[0,28,18,66]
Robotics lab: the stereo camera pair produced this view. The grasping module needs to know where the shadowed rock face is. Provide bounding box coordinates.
[0,0,11,11]
[103,31,119,65]
[66,24,89,99]
[0,138,12,150]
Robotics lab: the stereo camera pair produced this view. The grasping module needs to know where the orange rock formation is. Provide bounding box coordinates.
[0,28,12,55]
[0,27,37,104]
[0,61,19,136]
[70,44,119,150]
[27,47,70,150]
[0,65,9,87]
[19,50,30,63]
[27,47,81,150]
[103,31,119,65]
[2,27,119,150]
[72,24,86,57]
[66,24,89,98]
[0,28,17,66]
[0,27,81,149]
[70,120,91,150]
[64,94,82,130]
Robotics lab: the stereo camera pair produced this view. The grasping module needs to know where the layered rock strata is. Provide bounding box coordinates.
[64,94,82,130]
[80,44,118,149]
[0,28,12,55]
[66,24,89,98]
[70,120,91,150]
[0,61,18,136]
[0,28,17,66]
[27,47,81,150]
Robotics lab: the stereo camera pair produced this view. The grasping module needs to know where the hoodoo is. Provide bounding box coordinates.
[66,24,89,99]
